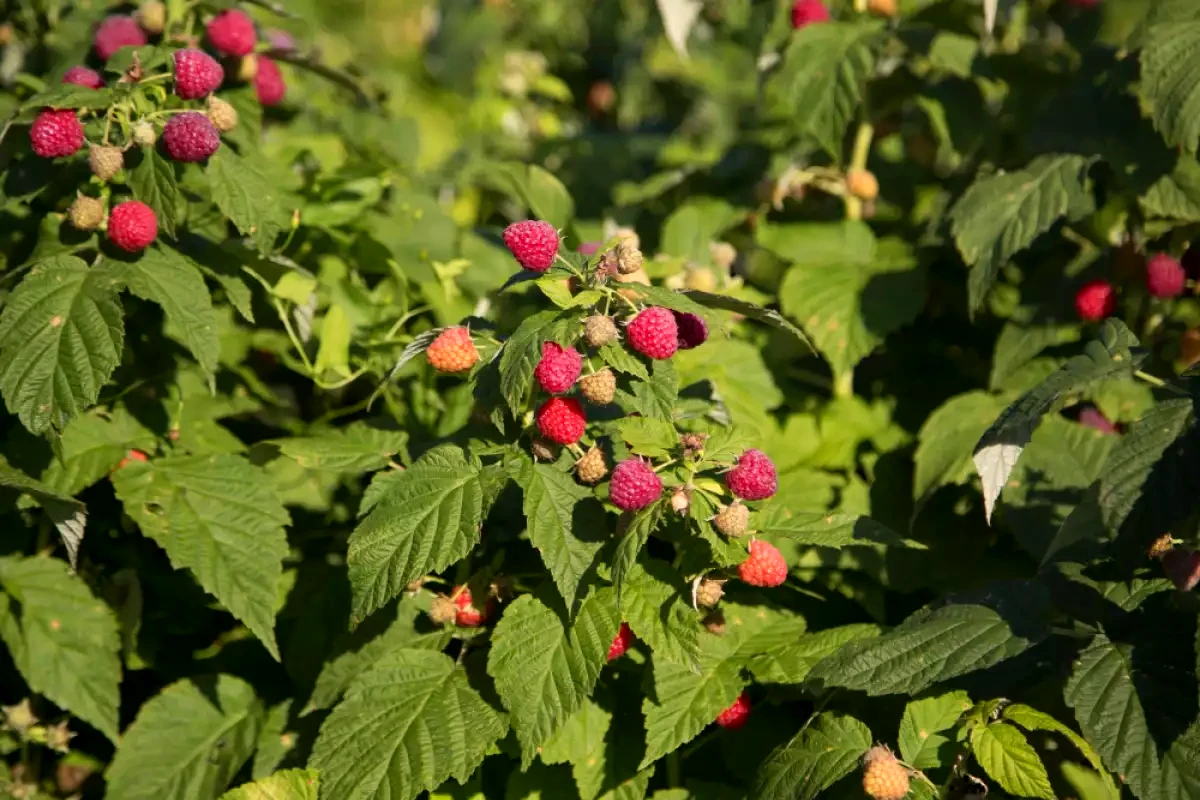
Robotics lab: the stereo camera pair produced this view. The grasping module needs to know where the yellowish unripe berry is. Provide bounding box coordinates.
[846,169,880,201]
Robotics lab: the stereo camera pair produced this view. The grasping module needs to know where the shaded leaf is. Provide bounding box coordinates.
[755,713,872,800]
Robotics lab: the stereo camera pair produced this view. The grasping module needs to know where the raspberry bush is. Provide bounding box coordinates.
[0,0,1199,798]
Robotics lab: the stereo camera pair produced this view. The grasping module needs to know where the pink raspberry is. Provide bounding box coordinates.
[715,691,751,730]
[534,342,582,394]
[791,0,831,28]
[94,15,147,61]
[1074,279,1116,322]
[673,311,708,350]
[1146,253,1186,299]
[627,307,678,360]
[738,540,787,588]
[107,201,158,252]
[1078,406,1117,435]
[536,397,586,445]
[62,66,105,89]
[173,49,225,99]
[453,587,495,627]
[162,111,221,162]
[254,56,286,106]
[607,622,635,661]
[503,220,559,272]
[206,9,258,56]
[609,459,664,511]
[29,109,84,158]
[726,449,778,501]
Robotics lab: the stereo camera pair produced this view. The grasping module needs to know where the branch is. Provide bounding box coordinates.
[265,47,381,111]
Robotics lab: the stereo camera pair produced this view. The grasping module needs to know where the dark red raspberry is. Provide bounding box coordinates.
[738,540,787,588]
[503,220,560,272]
[107,201,158,252]
[206,9,257,57]
[173,49,225,99]
[609,459,664,511]
[29,110,84,158]
[627,307,678,360]
[1163,549,1200,592]
[536,397,586,445]
[162,111,221,162]
[534,342,582,394]
[673,311,708,350]
[607,622,635,661]
[715,692,751,730]
[62,66,105,89]
[1074,279,1116,322]
[791,0,831,28]
[254,56,286,106]
[726,449,778,501]
[93,15,147,61]
[1146,253,1186,299]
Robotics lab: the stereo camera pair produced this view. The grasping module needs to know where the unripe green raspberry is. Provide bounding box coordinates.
[714,501,749,537]
[696,578,724,609]
[67,195,106,231]
[136,1,166,34]
[584,315,619,348]
[132,121,157,148]
[207,95,239,132]
[576,447,608,484]
[579,369,616,405]
[88,145,124,181]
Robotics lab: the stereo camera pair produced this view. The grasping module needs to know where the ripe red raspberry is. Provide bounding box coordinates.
[739,540,787,588]
[107,201,158,252]
[862,746,910,800]
[579,369,616,405]
[576,447,608,484]
[536,397,587,445]
[714,501,749,537]
[607,622,635,661]
[609,459,664,511]
[254,56,286,106]
[673,311,708,350]
[162,111,221,162]
[726,449,778,501]
[627,307,678,360]
[62,66,104,89]
[1075,279,1116,321]
[715,692,751,730]
[426,327,479,373]
[29,110,84,158]
[115,449,149,471]
[173,48,225,100]
[503,220,560,272]
[1078,406,1117,435]
[94,15,147,61]
[453,587,493,627]
[1146,253,1186,299]
[1163,549,1200,592]
[535,342,582,394]
[791,0,831,28]
[206,9,257,57]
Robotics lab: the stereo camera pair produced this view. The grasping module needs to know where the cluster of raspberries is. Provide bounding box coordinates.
[1074,251,1190,322]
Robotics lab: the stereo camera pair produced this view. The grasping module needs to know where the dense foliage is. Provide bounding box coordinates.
[0,0,1199,798]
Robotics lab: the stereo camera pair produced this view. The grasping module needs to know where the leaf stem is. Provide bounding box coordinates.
[667,751,682,787]
[274,297,314,374]
[1134,369,1187,395]
[844,121,875,221]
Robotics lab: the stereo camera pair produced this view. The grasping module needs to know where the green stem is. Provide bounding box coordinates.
[273,298,314,374]
[1134,369,1188,395]
[667,752,682,788]
[844,121,875,221]
[833,370,854,399]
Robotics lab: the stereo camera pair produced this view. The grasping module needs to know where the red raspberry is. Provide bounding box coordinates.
[726,449,777,501]
[536,397,587,445]
[453,587,494,627]
[1078,406,1117,435]
[607,622,635,661]
[107,201,158,252]
[173,49,225,99]
[1075,279,1116,321]
[93,15,147,61]
[1163,549,1200,592]
[29,110,84,158]
[715,692,751,730]
[206,9,257,57]
[426,327,479,373]
[609,459,663,511]
[1146,253,1186,299]
[162,111,221,162]
[503,220,560,272]
[534,342,582,394]
[627,307,678,360]
[673,311,708,350]
[254,56,286,106]
[115,449,148,471]
[739,540,788,588]
[791,0,831,28]
[62,66,105,89]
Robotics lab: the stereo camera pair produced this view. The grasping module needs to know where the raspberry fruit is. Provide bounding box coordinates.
[132,121,157,148]
[68,195,106,231]
[453,587,493,627]
[503,220,560,272]
[136,1,166,34]
[1146,252,1186,299]
[236,54,259,82]
[29,110,84,158]
[107,201,157,252]
[162,111,221,162]
[174,48,225,99]
[584,315,619,347]
[576,447,608,484]
[674,312,709,350]
[710,242,736,270]
[612,241,644,275]
[531,437,560,462]
[536,397,587,445]
[88,145,123,181]
[115,449,149,471]
[429,595,457,626]
[715,692,751,730]
[862,746,910,800]
[739,540,788,588]
[426,327,479,373]
[62,66,105,89]
[1078,406,1117,435]
[684,268,717,293]
[867,0,898,16]
[254,56,287,106]
[94,15,147,61]
[696,578,725,609]
[535,342,582,394]
[726,449,778,501]
[1163,549,1200,592]
[609,459,664,511]
[607,622,635,661]
[627,307,679,360]
[791,0,831,28]
[207,96,239,132]
[670,487,690,515]
[713,501,749,537]
[846,169,879,200]
[207,9,257,57]
[580,369,616,405]
[1075,279,1116,321]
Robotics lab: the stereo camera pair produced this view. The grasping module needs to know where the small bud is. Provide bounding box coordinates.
[429,595,457,626]
[207,95,239,132]
[44,721,75,754]
[713,501,750,538]
[670,487,690,515]
[3,699,37,734]
[576,447,608,485]
[613,226,640,250]
[132,121,157,147]
[531,437,560,462]
[136,1,167,34]
[681,432,707,456]
[867,0,898,17]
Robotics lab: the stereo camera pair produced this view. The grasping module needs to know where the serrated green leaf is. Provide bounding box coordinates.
[128,146,181,238]
[972,722,1055,799]
[599,341,649,381]
[756,220,876,266]
[990,313,1082,391]
[681,290,812,351]
[112,454,290,659]
[0,256,124,434]
[221,769,320,800]
[661,199,743,262]
[914,391,1013,504]
[754,713,872,800]
[21,83,115,110]
[490,163,575,230]
[639,649,746,768]
[615,417,678,459]
[0,457,89,566]
[105,675,264,800]
[752,507,925,550]
[673,340,778,437]
[899,691,972,769]
[1062,763,1122,800]
[746,623,881,685]
[613,505,662,605]
[1141,155,1200,221]
[309,649,507,800]
[1003,704,1118,795]
[1141,21,1200,153]
[273,426,407,473]
[626,359,680,422]
[206,149,287,254]
[539,697,612,766]
[39,409,156,495]
[622,558,701,671]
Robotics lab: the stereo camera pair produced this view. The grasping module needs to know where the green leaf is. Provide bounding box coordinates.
[309,649,507,800]
[681,290,812,351]
[972,723,1055,800]
[613,505,663,605]
[615,417,678,459]
[661,199,743,262]
[626,359,681,422]
[206,148,287,254]
[347,446,486,623]
[1141,21,1200,153]
[756,220,876,266]
[273,426,407,473]
[20,83,115,110]
[0,458,89,566]
[0,555,120,742]
[754,713,873,800]
[0,256,124,434]
[622,558,701,671]
[315,304,352,377]
[639,649,746,768]
[950,155,1097,313]
[1062,763,1122,800]
[490,163,575,230]
[1003,704,1118,795]
[499,310,579,417]
[128,146,181,238]
[599,341,649,381]
[221,769,320,800]
[105,675,264,800]
[1141,155,1200,221]
[898,691,972,769]
[914,391,1013,504]
[488,590,620,766]
[746,624,881,685]
[538,697,612,766]
[112,454,290,659]
[39,408,155,495]
[752,507,926,550]
[990,312,1082,391]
